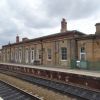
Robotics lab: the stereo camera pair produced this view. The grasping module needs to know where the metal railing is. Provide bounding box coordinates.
[70,59,100,71]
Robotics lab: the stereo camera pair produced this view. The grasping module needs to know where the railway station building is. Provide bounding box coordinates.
[0,19,100,69]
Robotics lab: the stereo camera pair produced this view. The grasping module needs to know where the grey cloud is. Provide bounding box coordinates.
[0,0,100,46]
[43,0,100,20]
[6,0,58,29]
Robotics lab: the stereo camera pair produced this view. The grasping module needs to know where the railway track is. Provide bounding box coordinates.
[0,80,42,100]
[1,70,100,100]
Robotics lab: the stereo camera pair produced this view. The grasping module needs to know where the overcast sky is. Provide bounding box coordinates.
[0,0,100,47]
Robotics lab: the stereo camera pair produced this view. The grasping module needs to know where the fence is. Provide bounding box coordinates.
[70,59,100,71]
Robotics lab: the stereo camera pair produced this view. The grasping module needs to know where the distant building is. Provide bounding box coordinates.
[0,19,100,68]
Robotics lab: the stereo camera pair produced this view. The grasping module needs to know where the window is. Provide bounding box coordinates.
[31,48,34,61]
[11,51,13,60]
[19,49,22,63]
[80,47,86,60]
[36,49,41,60]
[61,47,67,60]
[47,49,52,60]
[15,49,18,62]
[25,49,28,63]
[81,47,85,53]
[31,50,34,60]
[19,51,21,59]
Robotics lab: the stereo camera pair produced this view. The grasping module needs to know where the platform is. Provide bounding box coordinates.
[0,62,100,78]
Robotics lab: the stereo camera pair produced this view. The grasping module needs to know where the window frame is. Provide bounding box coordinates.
[31,48,34,60]
[61,47,67,61]
[80,47,86,61]
[25,48,29,63]
[19,49,22,63]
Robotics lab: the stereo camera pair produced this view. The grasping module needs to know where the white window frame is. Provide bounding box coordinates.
[80,47,86,60]
[19,49,22,63]
[61,47,67,61]
[15,49,18,62]
[80,53,86,61]
[11,51,13,61]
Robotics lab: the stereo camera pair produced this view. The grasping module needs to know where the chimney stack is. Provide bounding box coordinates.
[95,23,100,35]
[16,35,19,43]
[61,18,67,32]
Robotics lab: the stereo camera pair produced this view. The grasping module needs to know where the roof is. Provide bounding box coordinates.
[76,34,100,40]
[95,23,100,26]
[3,30,85,48]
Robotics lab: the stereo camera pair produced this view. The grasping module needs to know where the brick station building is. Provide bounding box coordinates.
[0,19,100,68]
